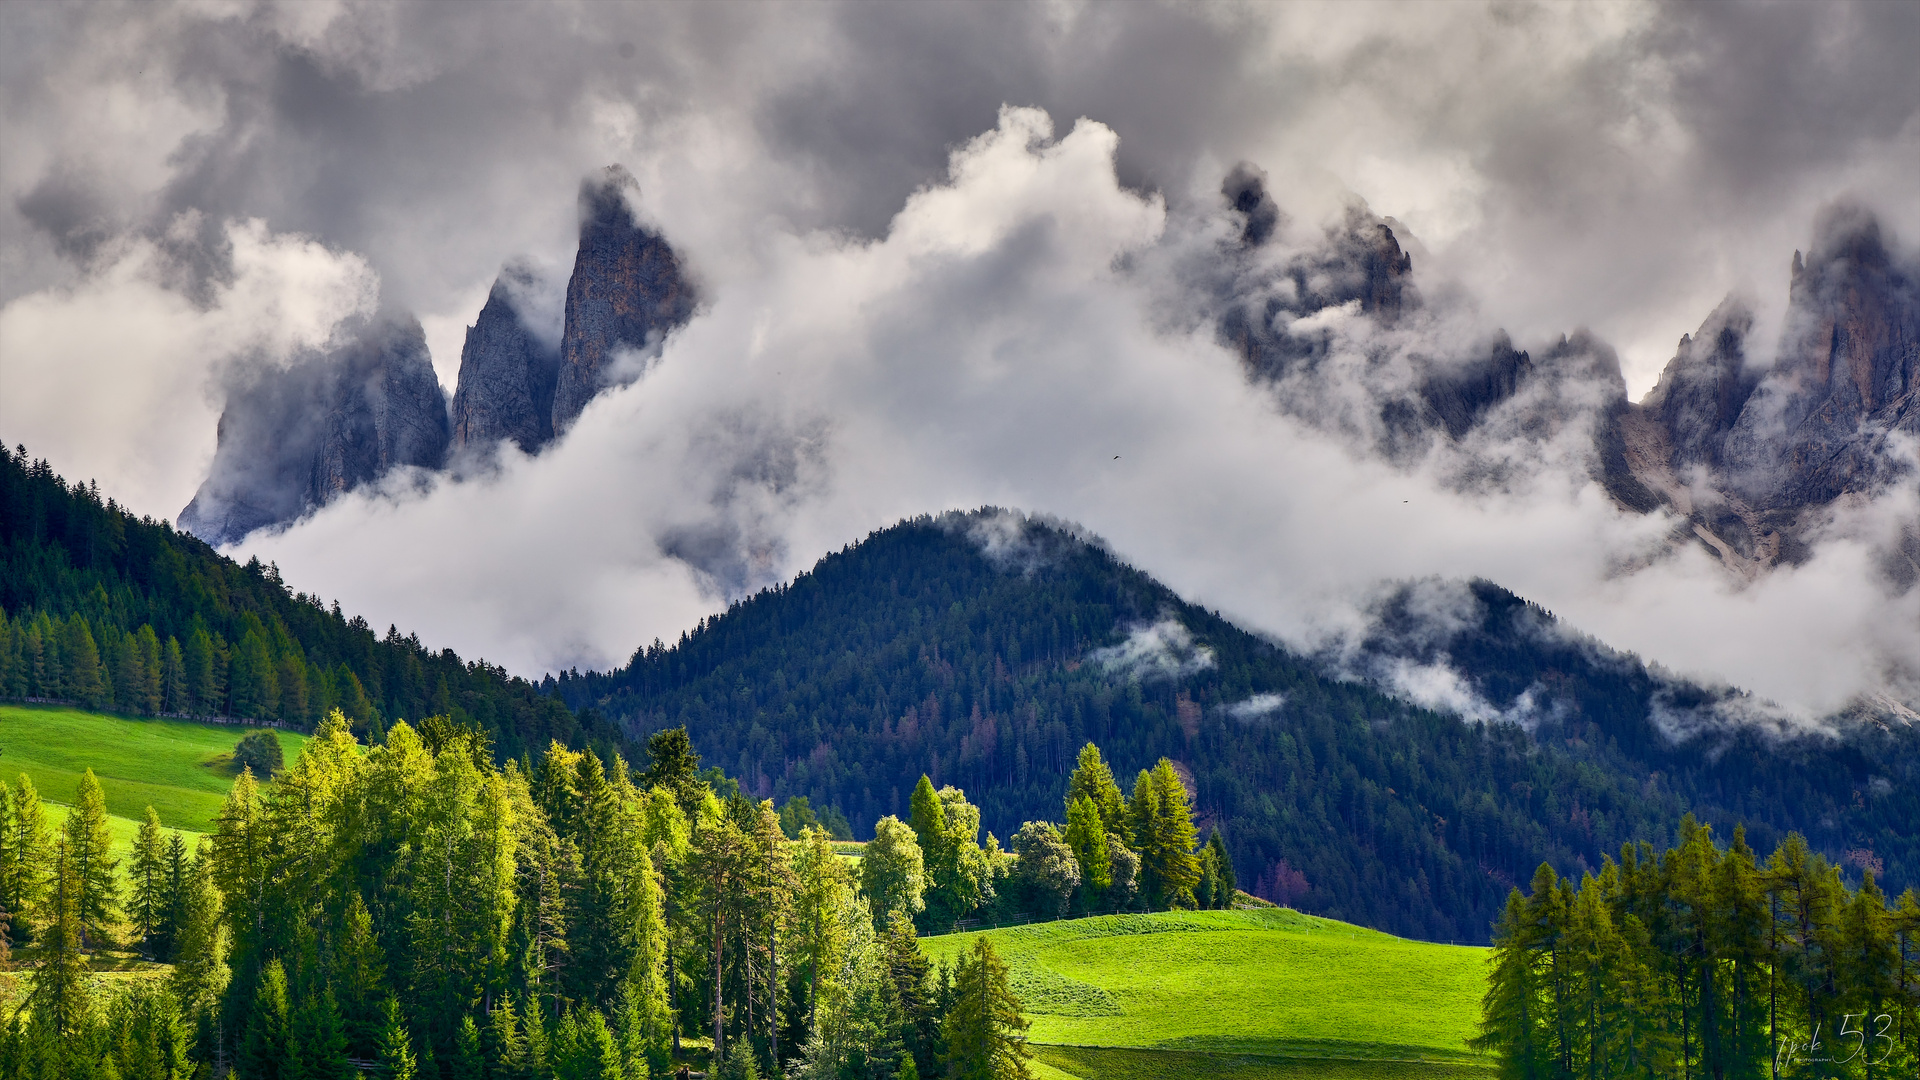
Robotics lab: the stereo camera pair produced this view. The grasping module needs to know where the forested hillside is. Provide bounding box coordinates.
[560,510,1920,942]
[0,443,614,762]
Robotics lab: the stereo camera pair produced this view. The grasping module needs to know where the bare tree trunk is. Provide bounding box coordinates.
[712,911,725,1061]
[769,920,779,1066]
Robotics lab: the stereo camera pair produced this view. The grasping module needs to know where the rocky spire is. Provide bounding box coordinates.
[550,166,696,434]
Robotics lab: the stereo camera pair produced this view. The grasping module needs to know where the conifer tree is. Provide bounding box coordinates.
[941,938,1031,1080]
[375,999,419,1080]
[290,986,352,1080]
[336,893,389,1058]
[27,840,91,1036]
[65,769,118,947]
[1065,744,1128,836]
[131,805,167,957]
[882,912,937,1075]
[1203,829,1236,908]
[241,958,292,1080]
[483,997,525,1080]
[1061,797,1110,900]
[451,1014,485,1080]
[168,839,228,1017]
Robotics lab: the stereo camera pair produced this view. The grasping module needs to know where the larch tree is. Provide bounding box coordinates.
[941,938,1032,1080]
[65,768,119,947]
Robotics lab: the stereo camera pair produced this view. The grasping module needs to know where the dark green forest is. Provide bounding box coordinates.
[0,444,615,762]
[559,511,1919,943]
[1478,821,1920,1078]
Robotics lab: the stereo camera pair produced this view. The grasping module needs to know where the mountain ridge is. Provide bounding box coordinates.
[558,507,1920,941]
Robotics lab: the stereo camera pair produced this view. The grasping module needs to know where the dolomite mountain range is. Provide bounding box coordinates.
[177,166,1918,598]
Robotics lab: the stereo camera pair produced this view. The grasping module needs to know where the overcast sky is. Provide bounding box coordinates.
[2,1,1916,717]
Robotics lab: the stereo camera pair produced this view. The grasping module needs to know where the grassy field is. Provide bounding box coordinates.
[921,908,1493,1080]
[0,703,307,843]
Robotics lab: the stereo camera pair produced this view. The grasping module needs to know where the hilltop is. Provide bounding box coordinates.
[561,509,1920,941]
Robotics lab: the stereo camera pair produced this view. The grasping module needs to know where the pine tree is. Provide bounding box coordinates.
[156,829,189,961]
[65,769,118,948]
[941,938,1032,1080]
[131,805,166,957]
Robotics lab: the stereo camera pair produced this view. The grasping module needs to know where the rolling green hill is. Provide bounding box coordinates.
[920,908,1493,1080]
[0,702,306,846]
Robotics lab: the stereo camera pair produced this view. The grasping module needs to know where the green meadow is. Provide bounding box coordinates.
[921,908,1494,1080]
[0,703,307,849]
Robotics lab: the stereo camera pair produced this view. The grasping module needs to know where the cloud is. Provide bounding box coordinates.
[2,2,1917,724]
[0,218,377,519]
[1090,618,1218,684]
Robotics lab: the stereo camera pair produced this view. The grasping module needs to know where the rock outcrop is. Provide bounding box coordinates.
[450,265,560,456]
[550,166,696,434]
[1614,203,1919,570]
[179,313,450,546]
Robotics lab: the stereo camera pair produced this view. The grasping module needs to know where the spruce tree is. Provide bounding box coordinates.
[483,997,525,1080]
[241,958,293,1080]
[1203,829,1236,908]
[375,999,419,1080]
[168,840,228,1016]
[4,773,51,938]
[131,805,166,957]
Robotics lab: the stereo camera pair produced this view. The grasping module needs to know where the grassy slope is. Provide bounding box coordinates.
[922,909,1493,1080]
[0,703,307,843]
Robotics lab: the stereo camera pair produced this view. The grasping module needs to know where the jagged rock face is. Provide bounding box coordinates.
[1418,335,1535,440]
[1218,173,1415,384]
[550,166,696,434]
[1640,299,1760,473]
[179,314,449,546]
[1723,205,1919,511]
[1610,205,1918,572]
[450,269,559,456]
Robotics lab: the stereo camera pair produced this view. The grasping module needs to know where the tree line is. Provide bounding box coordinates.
[0,721,1236,1078]
[0,444,612,762]
[1475,818,1920,1078]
